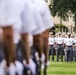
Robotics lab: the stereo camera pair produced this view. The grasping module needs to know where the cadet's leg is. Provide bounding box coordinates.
[21,33,30,64]
[42,30,49,64]
[0,32,4,62]
[52,46,55,61]
[1,26,17,75]
[66,47,69,62]
[33,34,43,60]
[21,33,36,75]
[0,49,4,62]
[33,34,43,75]
[65,48,67,61]
[42,30,49,75]
[60,46,63,62]
[51,46,54,61]
[69,47,73,62]
[49,46,51,61]
[74,48,76,61]
[75,50,76,62]
[2,26,15,67]
[0,28,4,62]
[67,50,70,62]
[56,46,59,62]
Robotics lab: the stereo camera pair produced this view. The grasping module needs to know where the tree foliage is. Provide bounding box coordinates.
[49,24,68,34]
[49,0,76,16]
[49,0,76,32]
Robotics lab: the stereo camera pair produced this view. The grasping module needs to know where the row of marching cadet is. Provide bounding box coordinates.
[49,32,76,62]
[0,0,54,75]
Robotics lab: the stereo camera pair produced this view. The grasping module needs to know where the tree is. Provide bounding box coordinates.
[49,24,68,34]
[49,0,76,32]
[49,0,69,18]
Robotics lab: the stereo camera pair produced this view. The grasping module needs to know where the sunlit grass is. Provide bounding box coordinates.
[42,56,76,75]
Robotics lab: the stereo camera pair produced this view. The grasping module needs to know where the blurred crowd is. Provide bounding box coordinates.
[49,32,76,62]
[0,0,54,75]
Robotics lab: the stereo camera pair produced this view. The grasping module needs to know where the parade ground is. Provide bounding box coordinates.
[42,56,76,75]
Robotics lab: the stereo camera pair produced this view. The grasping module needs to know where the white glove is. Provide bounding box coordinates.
[0,60,6,75]
[54,45,55,47]
[40,54,45,63]
[64,49,65,51]
[41,63,44,70]
[0,60,6,68]
[45,60,50,67]
[35,53,45,63]
[1,60,16,75]
[73,49,74,51]
[8,63,16,75]
[23,59,36,75]
[75,44,76,46]
[15,61,23,75]
[55,48,57,50]
[35,52,39,61]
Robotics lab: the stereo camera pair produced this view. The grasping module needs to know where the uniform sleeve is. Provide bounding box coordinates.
[0,0,19,27]
[21,2,37,33]
[40,2,54,29]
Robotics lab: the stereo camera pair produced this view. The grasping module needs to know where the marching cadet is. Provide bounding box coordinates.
[41,0,54,66]
[0,0,54,75]
[62,33,67,61]
[17,0,54,74]
[39,1,54,75]
[63,34,68,61]
[21,0,37,74]
[31,0,54,66]
[0,0,37,75]
[29,1,54,75]
[55,32,64,62]
[0,0,20,75]
[22,0,54,74]
[48,32,55,61]
[64,33,74,62]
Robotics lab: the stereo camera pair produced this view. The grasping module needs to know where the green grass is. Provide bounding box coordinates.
[42,56,76,75]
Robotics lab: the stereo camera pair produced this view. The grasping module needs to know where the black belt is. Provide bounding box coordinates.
[57,44,62,45]
[66,46,72,47]
[50,45,54,46]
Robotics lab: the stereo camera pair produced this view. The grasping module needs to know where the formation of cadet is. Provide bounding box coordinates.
[0,0,54,75]
[49,32,76,62]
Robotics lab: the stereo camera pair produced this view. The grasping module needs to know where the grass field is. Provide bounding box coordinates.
[42,56,76,75]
